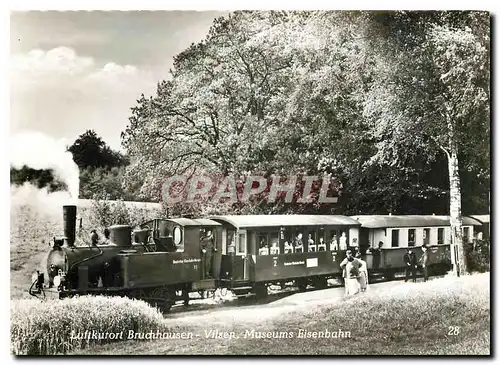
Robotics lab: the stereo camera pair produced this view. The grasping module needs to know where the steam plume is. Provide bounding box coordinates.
[10,132,79,201]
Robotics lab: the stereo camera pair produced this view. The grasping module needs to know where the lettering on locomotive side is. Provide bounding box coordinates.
[172,258,202,264]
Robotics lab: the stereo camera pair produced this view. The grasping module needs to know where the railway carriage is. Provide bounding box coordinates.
[351,215,482,278]
[469,215,490,240]
[210,215,361,296]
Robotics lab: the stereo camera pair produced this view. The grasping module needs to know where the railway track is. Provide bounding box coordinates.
[165,272,446,318]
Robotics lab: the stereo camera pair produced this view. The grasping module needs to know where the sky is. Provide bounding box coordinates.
[9,11,227,150]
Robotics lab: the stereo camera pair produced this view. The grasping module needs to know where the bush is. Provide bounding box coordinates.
[465,239,490,273]
[11,296,167,355]
[88,199,161,230]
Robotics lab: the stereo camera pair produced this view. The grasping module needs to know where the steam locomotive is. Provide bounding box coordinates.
[29,205,486,312]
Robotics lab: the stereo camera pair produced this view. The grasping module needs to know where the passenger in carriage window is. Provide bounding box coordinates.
[339,232,347,250]
[270,240,280,255]
[259,239,269,255]
[372,241,383,269]
[228,235,236,255]
[294,233,304,253]
[308,234,316,252]
[318,237,327,251]
[284,240,293,254]
[330,235,339,251]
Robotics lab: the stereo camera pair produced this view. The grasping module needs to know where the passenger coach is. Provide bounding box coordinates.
[351,215,482,278]
[210,215,361,297]
[469,215,490,240]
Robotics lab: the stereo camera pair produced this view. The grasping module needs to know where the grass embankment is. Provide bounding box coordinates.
[11,296,183,355]
[10,204,61,298]
[72,273,490,356]
[227,275,490,355]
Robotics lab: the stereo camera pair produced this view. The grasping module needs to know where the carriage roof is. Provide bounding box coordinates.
[140,217,221,227]
[469,215,490,224]
[208,215,361,229]
[350,215,482,229]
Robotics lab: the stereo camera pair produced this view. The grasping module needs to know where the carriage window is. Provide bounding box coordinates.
[437,228,444,244]
[307,231,317,252]
[391,230,399,247]
[172,226,184,252]
[173,226,182,245]
[328,230,339,251]
[258,233,269,255]
[463,227,470,243]
[318,228,327,251]
[227,230,236,253]
[238,233,246,253]
[294,230,304,253]
[283,228,294,254]
[408,229,415,247]
[339,231,348,250]
[423,228,430,246]
[269,232,280,255]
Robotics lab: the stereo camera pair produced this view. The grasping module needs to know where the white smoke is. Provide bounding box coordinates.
[10,132,79,201]
[10,183,73,218]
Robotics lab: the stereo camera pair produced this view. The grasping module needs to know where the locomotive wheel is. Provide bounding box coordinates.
[148,287,175,313]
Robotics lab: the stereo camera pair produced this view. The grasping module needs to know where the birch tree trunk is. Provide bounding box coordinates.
[447,119,467,276]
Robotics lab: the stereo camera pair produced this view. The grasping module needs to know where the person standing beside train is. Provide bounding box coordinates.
[340,250,362,296]
[419,245,429,282]
[404,248,418,282]
[201,230,215,279]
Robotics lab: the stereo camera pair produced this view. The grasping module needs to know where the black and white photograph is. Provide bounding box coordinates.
[8,7,491,356]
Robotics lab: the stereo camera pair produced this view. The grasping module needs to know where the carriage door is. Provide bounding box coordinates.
[237,230,250,280]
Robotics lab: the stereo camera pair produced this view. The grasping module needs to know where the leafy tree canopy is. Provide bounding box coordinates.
[68,130,129,170]
[121,10,490,216]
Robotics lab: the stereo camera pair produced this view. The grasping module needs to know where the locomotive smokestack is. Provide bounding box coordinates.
[63,205,77,247]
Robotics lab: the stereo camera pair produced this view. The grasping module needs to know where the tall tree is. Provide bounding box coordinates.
[69,130,127,170]
[363,11,490,275]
